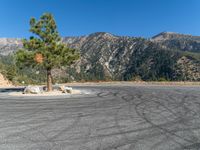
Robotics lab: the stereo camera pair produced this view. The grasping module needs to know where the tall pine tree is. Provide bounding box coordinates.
[16,13,80,91]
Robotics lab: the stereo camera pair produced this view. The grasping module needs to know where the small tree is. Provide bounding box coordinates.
[16,13,80,91]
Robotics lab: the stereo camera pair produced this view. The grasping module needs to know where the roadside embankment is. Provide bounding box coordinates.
[0,73,12,87]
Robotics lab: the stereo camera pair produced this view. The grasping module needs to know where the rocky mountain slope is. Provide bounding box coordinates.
[151,32,200,52]
[62,32,200,81]
[0,32,200,81]
[0,38,22,55]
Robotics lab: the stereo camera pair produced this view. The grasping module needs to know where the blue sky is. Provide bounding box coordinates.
[0,0,199,38]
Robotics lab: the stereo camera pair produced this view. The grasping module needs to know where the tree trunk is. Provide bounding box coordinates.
[47,69,53,92]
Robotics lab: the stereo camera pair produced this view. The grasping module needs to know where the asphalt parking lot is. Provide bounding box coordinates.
[0,85,200,150]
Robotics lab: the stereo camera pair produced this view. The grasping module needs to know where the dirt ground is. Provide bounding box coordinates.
[0,73,12,87]
[9,89,81,96]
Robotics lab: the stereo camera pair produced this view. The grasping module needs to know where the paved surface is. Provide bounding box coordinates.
[0,85,200,150]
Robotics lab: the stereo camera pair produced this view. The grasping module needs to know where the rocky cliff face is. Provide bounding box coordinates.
[0,32,200,81]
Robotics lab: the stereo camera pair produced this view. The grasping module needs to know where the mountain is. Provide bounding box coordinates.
[0,32,200,81]
[62,32,200,81]
[151,32,200,52]
[0,38,22,55]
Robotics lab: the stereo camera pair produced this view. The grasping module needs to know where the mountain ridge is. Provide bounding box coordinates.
[0,31,200,81]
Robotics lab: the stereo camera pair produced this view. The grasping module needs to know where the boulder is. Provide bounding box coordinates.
[57,86,73,93]
[63,87,73,94]
[23,86,42,94]
[57,85,65,92]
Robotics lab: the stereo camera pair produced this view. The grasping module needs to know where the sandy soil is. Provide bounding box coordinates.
[9,90,81,96]
[0,73,12,87]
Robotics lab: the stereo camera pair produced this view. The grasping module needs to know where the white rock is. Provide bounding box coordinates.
[64,86,73,93]
[23,86,42,94]
[65,87,72,90]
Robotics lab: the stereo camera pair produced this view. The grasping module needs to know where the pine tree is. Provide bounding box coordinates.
[16,13,80,91]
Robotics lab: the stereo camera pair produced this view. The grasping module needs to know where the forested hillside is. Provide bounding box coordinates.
[0,32,200,84]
